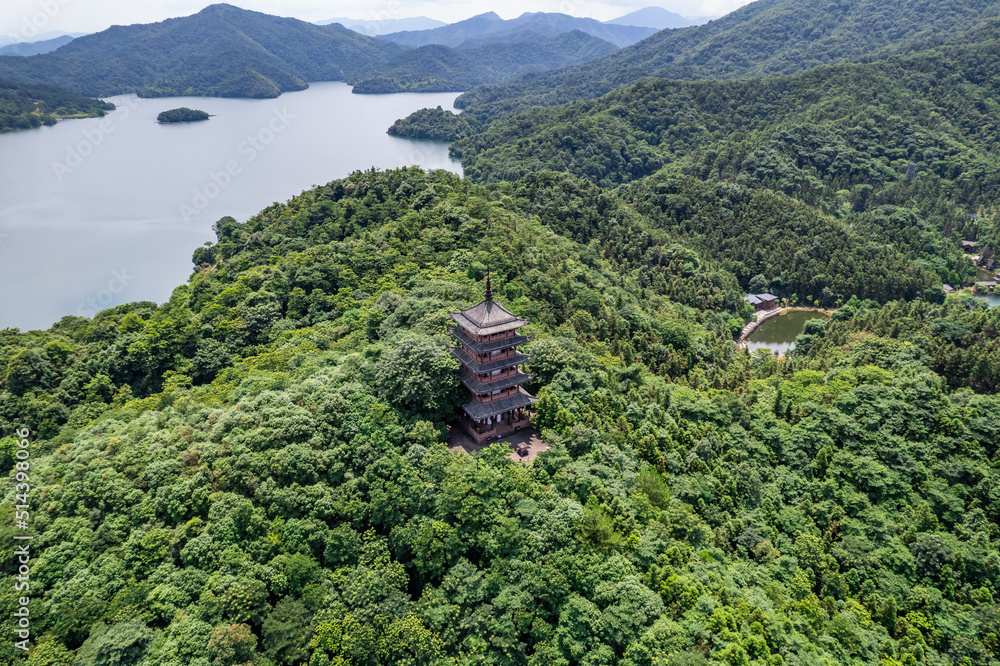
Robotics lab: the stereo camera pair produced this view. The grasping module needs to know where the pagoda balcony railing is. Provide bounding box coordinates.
[469,348,518,363]
[461,389,536,421]
[473,386,521,405]
[448,347,532,374]
[449,327,530,354]
[469,421,495,435]
[459,369,533,394]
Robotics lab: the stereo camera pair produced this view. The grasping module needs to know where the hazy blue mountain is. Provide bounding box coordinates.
[0,35,76,56]
[352,31,618,93]
[0,4,406,98]
[381,11,657,48]
[0,4,621,100]
[0,31,86,47]
[317,16,446,36]
[605,6,702,29]
[456,0,1000,122]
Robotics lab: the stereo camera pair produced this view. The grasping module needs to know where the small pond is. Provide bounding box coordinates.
[746,310,830,355]
[975,294,1000,308]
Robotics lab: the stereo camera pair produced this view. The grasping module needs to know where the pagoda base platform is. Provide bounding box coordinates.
[448,423,549,462]
[456,412,531,445]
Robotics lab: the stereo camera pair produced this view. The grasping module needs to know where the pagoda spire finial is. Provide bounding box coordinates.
[484,265,493,302]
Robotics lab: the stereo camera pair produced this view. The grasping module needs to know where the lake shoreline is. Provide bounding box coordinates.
[738,307,835,353]
[0,82,464,331]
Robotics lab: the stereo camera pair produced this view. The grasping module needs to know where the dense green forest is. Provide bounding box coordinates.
[452,37,1000,192]
[156,108,209,123]
[352,33,618,94]
[453,0,1000,124]
[405,32,1000,298]
[2,167,1000,665]
[3,1,1000,664]
[0,78,113,132]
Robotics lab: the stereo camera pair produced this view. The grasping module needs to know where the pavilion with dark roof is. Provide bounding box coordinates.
[743,293,778,312]
[448,277,536,444]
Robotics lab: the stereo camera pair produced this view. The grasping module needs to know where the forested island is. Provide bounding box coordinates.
[0,77,113,132]
[386,105,477,141]
[156,107,210,123]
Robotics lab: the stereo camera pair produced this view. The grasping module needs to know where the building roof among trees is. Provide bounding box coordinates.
[461,388,537,420]
[458,370,534,394]
[449,327,530,354]
[450,299,529,336]
[448,346,532,374]
[450,277,530,336]
[744,293,778,306]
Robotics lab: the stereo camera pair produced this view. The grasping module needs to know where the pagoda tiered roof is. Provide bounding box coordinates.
[447,346,532,374]
[449,297,529,337]
[460,388,537,421]
[458,370,534,394]
[449,327,530,354]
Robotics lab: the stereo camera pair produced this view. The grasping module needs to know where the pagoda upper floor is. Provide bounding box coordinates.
[449,285,530,339]
[449,326,530,355]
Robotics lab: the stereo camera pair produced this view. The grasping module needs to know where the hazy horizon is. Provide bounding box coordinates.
[1,0,750,42]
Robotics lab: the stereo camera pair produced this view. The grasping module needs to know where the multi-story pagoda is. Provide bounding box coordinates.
[448,277,536,443]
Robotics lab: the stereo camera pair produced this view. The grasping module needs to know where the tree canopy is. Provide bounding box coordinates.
[1,167,999,665]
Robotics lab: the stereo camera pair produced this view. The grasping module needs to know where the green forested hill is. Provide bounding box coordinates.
[3,2,1000,664]
[0,77,113,131]
[0,5,622,100]
[453,37,1000,190]
[2,167,1000,665]
[442,36,1000,288]
[0,4,406,98]
[454,0,1000,123]
[352,32,619,94]
[387,105,478,140]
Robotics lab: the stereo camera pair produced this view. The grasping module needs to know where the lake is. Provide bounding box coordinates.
[976,295,1000,308]
[745,310,830,355]
[0,82,463,330]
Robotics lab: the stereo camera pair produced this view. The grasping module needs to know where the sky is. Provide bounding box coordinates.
[1,0,756,41]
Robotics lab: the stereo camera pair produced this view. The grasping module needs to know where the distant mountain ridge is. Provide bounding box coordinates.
[0,4,407,98]
[0,31,85,46]
[606,6,703,29]
[456,0,1000,123]
[352,31,619,94]
[380,11,657,48]
[317,16,446,36]
[0,4,623,99]
[0,35,77,56]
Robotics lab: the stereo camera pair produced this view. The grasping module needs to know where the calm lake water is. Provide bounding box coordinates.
[0,82,462,330]
[976,295,1000,308]
[746,310,830,355]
